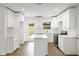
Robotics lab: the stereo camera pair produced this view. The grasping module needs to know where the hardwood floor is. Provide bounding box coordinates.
[6,42,64,56]
[48,43,64,56]
[7,42,34,56]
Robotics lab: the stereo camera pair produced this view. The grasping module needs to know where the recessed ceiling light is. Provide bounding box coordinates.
[22,9,24,11]
[55,9,58,11]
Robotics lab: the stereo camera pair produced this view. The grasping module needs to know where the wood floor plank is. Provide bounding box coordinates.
[48,43,64,56]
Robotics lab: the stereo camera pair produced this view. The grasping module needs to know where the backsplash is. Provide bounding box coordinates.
[67,28,77,36]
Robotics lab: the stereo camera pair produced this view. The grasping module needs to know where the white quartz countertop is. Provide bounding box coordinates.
[59,35,77,38]
[29,34,48,39]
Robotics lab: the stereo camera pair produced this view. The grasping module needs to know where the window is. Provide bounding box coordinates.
[28,23,35,36]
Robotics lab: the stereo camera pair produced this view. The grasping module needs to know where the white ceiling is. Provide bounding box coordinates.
[0,3,79,17]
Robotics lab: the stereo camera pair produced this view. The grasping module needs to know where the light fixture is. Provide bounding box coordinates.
[54,9,58,11]
[22,9,24,11]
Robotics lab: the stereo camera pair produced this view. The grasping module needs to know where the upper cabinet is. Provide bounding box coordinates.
[20,14,24,23]
[57,9,70,29]
[51,17,59,28]
[6,9,24,28]
[16,13,24,23]
[6,9,14,28]
[57,7,77,29]
[69,8,77,29]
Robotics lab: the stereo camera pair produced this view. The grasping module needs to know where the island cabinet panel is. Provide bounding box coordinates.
[34,38,48,56]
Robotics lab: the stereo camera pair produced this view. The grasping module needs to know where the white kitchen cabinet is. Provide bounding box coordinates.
[0,7,8,55]
[57,8,77,29]
[7,9,14,28]
[0,7,23,55]
[6,37,20,53]
[77,38,79,55]
[51,17,59,28]
[20,14,24,22]
[5,10,20,54]
[57,9,70,29]
[58,35,77,55]
[69,8,77,29]
[58,36,64,52]
[5,12,24,54]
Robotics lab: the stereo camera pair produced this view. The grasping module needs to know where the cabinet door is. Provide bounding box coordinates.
[58,36,64,52]
[14,38,20,50]
[64,37,77,54]
[7,10,14,28]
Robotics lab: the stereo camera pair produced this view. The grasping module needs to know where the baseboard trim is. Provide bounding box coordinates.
[0,52,6,56]
[65,54,78,56]
[58,47,78,56]
[6,48,19,55]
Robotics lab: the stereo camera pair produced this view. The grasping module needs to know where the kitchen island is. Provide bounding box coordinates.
[29,33,48,56]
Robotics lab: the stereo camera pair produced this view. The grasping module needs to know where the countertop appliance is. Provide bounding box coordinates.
[60,30,67,35]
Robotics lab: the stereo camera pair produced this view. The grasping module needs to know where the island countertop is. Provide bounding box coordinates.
[59,35,77,38]
[29,33,48,39]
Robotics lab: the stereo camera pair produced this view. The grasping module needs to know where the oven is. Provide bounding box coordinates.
[54,34,58,47]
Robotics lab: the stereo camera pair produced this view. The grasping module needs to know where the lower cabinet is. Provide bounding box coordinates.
[6,37,20,53]
[77,39,79,55]
[58,36,78,55]
[34,38,48,56]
